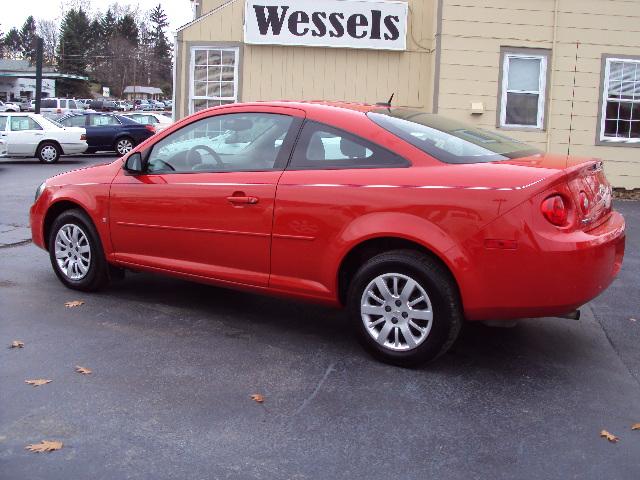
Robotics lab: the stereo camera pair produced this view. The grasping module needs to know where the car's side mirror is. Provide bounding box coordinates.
[124,152,144,174]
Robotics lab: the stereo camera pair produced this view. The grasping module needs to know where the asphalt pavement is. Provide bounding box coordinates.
[1,154,639,479]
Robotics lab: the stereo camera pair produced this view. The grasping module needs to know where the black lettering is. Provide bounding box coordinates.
[329,12,345,38]
[311,11,327,37]
[253,5,289,35]
[383,15,400,41]
[370,10,382,40]
[347,14,368,39]
[288,11,310,36]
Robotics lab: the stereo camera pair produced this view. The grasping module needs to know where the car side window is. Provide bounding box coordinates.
[146,112,296,174]
[0,116,7,131]
[90,115,120,126]
[290,121,409,170]
[10,117,42,131]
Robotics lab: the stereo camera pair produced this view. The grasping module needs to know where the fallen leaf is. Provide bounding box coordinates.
[600,430,619,443]
[75,366,92,375]
[10,340,24,349]
[25,379,52,387]
[250,394,264,403]
[632,423,640,431]
[25,440,63,453]
[65,300,84,308]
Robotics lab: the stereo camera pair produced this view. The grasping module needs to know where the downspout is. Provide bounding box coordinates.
[545,0,560,152]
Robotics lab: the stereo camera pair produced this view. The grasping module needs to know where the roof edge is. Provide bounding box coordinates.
[177,0,239,33]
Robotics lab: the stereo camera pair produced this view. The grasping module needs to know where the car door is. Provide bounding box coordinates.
[5,115,44,156]
[88,113,120,149]
[109,107,304,287]
[0,116,7,154]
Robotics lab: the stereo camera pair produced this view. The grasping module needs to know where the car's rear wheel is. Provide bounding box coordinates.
[37,142,61,163]
[347,250,462,367]
[115,137,134,156]
[48,209,109,291]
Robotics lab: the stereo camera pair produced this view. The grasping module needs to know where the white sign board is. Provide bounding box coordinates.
[244,0,408,51]
[102,87,110,98]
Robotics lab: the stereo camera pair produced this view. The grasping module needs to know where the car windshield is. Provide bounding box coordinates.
[38,116,64,128]
[367,109,541,164]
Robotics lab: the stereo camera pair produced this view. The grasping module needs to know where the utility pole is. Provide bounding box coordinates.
[35,37,43,114]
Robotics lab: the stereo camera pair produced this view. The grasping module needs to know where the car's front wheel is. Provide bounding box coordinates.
[115,137,134,156]
[37,142,61,163]
[348,250,462,367]
[48,209,109,291]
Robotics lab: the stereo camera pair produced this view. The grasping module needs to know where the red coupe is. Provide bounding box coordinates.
[30,102,626,365]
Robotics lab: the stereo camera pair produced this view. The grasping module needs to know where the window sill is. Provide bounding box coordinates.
[596,138,640,148]
[498,125,545,132]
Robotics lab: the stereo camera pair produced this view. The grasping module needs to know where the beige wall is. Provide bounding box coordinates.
[437,0,640,189]
[176,0,438,117]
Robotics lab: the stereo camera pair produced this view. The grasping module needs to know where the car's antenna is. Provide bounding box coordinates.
[375,93,395,107]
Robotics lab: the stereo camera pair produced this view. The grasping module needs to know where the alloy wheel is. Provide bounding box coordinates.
[41,145,58,162]
[116,139,133,155]
[54,224,92,280]
[360,272,434,351]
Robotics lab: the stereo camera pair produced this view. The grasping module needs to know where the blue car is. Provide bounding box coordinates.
[58,112,156,155]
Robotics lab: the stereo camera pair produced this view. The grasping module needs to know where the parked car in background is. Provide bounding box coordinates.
[89,100,118,112]
[150,100,165,110]
[114,101,133,112]
[0,112,87,163]
[134,99,151,111]
[39,98,85,116]
[19,99,32,111]
[0,100,21,112]
[28,101,626,365]
[121,112,173,132]
[57,112,156,155]
[163,100,173,110]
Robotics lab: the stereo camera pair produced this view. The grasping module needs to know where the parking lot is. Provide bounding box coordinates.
[1,154,639,479]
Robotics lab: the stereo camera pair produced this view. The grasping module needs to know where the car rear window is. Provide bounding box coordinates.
[367,109,541,164]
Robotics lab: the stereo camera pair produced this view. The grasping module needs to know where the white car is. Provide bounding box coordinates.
[0,100,20,112]
[121,112,173,132]
[39,98,85,116]
[0,113,88,163]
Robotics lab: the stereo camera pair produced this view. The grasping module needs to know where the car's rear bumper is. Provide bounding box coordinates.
[459,210,626,321]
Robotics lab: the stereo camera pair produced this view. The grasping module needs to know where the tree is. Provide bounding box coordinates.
[37,19,59,65]
[148,4,172,92]
[117,14,139,47]
[3,28,22,60]
[57,8,91,96]
[0,25,5,59]
[20,16,38,64]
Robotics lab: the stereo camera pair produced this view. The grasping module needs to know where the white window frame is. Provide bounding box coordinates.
[599,57,640,144]
[189,46,239,115]
[499,53,548,129]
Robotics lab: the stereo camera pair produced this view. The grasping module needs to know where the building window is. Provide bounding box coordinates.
[600,57,640,143]
[190,46,239,114]
[499,53,548,129]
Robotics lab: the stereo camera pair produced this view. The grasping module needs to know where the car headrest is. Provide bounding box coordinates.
[340,137,366,158]
[307,134,326,161]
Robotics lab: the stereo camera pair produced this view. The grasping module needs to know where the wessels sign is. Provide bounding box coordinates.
[244,0,408,51]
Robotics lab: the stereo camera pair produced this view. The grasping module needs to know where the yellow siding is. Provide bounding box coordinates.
[438,0,640,188]
[177,0,438,115]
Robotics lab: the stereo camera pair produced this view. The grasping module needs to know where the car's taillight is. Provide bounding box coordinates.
[57,108,61,113]
[80,134,87,141]
[541,195,569,226]
[579,191,590,215]
[145,125,156,134]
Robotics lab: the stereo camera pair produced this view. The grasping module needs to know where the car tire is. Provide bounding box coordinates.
[115,137,134,156]
[347,250,463,367]
[48,209,110,292]
[37,142,61,163]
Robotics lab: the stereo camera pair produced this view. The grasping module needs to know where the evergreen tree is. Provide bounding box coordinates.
[4,28,22,60]
[117,14,139,47]
[57,8,91,96]
[19,16,37,64]
[149,4,172,92]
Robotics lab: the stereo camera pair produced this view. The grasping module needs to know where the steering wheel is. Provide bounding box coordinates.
[187,145,223,168]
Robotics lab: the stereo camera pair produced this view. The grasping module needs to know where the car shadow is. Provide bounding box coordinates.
[102,271,592,379]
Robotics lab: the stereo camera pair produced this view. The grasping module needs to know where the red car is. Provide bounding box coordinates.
[30,102,625,365]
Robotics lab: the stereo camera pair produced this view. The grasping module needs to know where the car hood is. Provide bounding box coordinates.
[45,159,122,187]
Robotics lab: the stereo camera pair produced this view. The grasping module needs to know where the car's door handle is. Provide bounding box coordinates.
[34,133,43,136]
[226,195,259,205]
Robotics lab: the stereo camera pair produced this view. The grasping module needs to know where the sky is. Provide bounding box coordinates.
[0,0,195,36]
